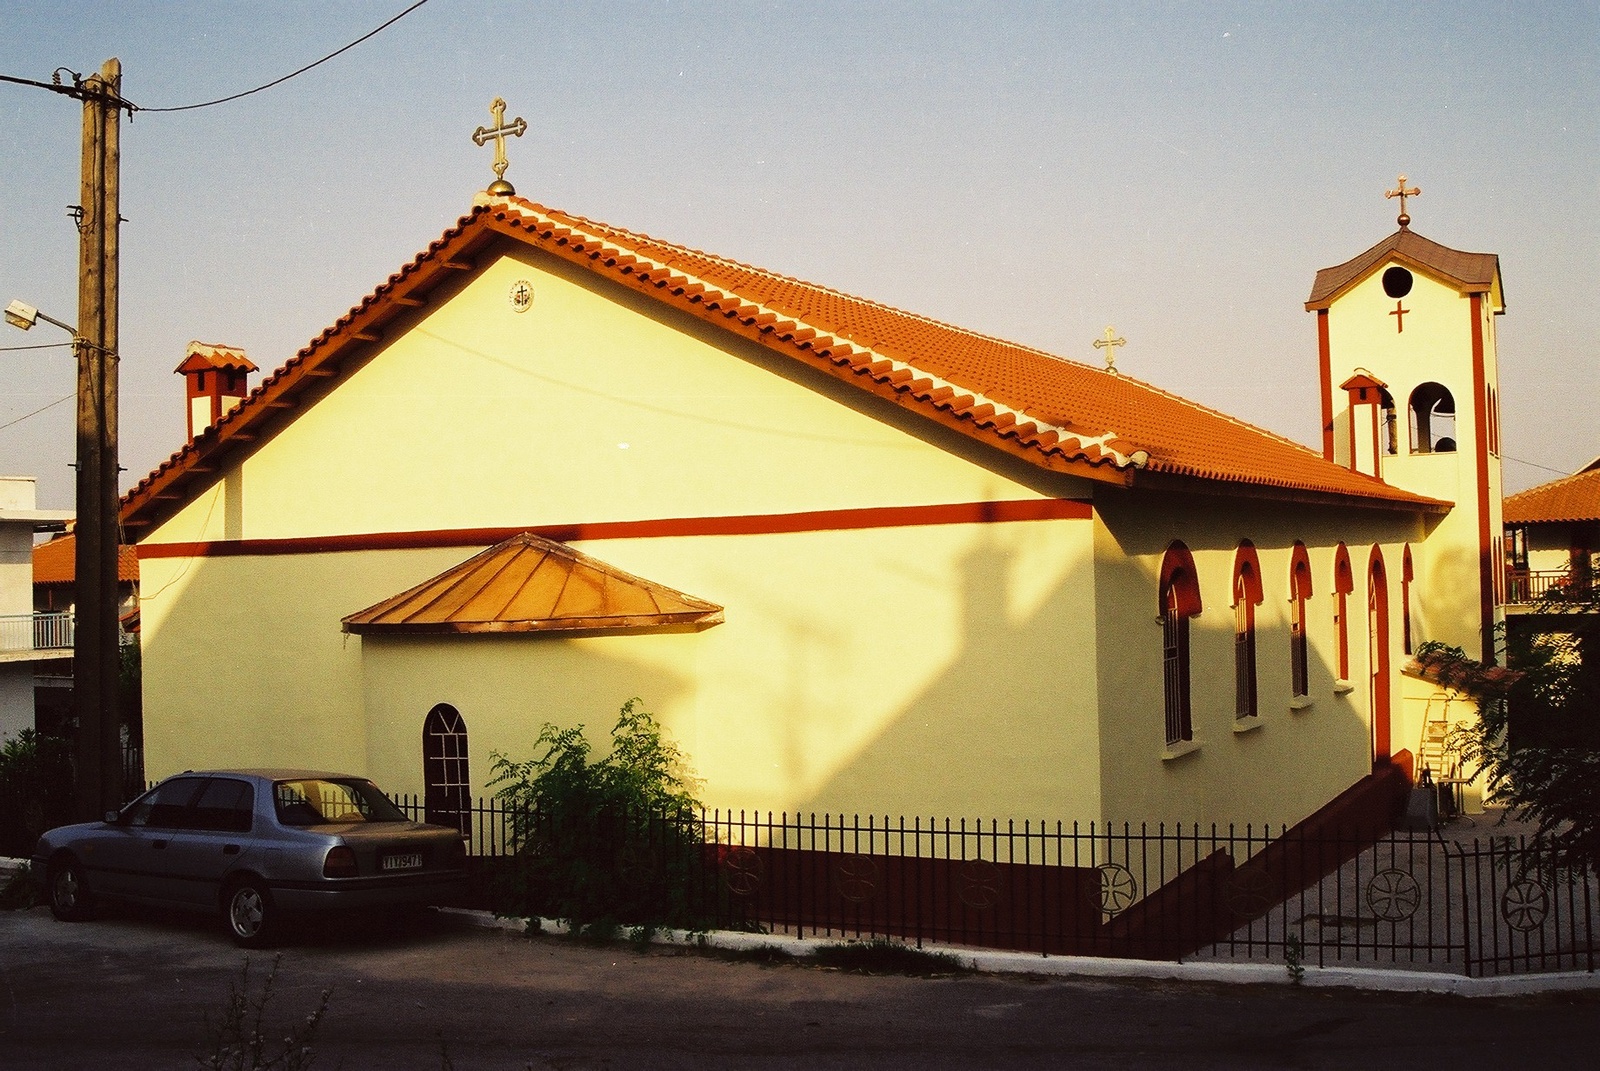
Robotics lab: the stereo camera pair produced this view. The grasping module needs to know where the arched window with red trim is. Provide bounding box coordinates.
[1401,545,1415,654]
[1289,542,1314,698]
[1368,546,1392,762]
[1233,541,1263,720]
[1159,541,1202,747]
[1333,543,1354,683]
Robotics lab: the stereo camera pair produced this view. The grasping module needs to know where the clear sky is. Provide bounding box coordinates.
[2,1,1595,510]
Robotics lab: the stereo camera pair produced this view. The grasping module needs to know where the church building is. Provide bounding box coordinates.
[123,159,1506,829]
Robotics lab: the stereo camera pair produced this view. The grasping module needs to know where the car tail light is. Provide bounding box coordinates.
[323,845,358,878]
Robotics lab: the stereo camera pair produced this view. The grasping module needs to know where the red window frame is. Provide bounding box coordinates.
[1159,542,1202,746]
[1232,542,1263,719]
[1289,542,1314,698]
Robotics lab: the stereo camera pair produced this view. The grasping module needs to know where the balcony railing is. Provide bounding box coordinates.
[0,611,74,654]
[1506,569,1592,605]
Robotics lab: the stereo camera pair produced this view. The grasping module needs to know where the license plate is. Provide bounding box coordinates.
[381,853,422,871]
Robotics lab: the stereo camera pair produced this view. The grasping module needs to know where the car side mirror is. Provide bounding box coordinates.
[104,810,121,824]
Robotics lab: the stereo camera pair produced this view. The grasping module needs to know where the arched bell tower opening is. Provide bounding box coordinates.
[1409,382,1456,454]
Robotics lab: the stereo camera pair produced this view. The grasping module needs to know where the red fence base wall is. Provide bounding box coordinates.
[714,844,1103,954]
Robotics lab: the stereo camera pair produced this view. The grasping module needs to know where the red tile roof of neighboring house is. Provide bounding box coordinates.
[174,341,258,376]
[122,195,1448,536]
[1504,467,1600,525]
[342,532,723,635]
[33,533,140,585]
[1306,228,1502,310]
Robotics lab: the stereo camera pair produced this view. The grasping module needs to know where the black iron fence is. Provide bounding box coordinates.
[392,794,1596,978]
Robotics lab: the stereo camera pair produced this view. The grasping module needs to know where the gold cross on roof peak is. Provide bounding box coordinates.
[1385,174,1421,229]
[473,97,527,196]
[1092,326,1126,374]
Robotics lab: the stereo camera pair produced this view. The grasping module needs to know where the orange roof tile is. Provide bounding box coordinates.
[1504,467,1600,525]
[33,533,140,585]
[1306,228,1502,310]
[174,341,258,376]
[123,196,1448,536]
[342,532,723,635]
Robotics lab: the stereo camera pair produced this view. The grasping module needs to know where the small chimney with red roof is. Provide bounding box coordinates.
[176,341,257,442]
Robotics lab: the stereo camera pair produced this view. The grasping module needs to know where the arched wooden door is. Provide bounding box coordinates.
[1367,550,1391,767]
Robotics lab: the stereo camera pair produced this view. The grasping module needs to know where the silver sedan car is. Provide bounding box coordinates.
[32,769,469,946]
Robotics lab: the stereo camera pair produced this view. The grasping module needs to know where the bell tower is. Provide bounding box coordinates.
[1306,180,1505,661]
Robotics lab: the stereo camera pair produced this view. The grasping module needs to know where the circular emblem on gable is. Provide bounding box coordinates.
[1382,266,1414,298]
[509,279,534,312]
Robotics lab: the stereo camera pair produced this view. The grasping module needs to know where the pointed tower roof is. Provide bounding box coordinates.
[341,532,724,636]
[1306,229,1503,311]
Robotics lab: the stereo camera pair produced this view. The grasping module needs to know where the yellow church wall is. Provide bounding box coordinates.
[138,236,1106,819]
[140,515,1100,817]
[355,514,1101,818]
[1091,488,1425,828]
[147,241,1055,548]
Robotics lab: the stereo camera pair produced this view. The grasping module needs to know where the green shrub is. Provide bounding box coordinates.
[0,730,75,858]
[811,938,968,976]
[488,699,710,930]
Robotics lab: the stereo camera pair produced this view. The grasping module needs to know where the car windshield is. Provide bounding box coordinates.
[273,778,408,826]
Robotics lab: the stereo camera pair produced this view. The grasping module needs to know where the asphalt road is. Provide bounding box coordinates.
[2,904,1598,1070]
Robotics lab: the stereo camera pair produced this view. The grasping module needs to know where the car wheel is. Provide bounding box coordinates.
[224,879,277,947]
[48,857,95,922]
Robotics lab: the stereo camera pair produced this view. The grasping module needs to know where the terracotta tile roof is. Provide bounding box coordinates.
[123,196,1447,536]
[342,532,723,635]
[174,341,258,375]
[1504,467,1600,525]
[1306,228,1502,310]
[33,533,140,585]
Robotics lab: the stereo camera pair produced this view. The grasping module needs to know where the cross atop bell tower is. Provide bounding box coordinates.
[1385,173,1421,229]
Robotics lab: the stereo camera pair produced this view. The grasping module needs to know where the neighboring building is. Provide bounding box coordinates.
[123,191,1506,828]
[0,477,73,742]
[1504,461,1600,604]
[29,530,142,740]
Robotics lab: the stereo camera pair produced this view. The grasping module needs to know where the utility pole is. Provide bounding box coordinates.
[73,58,123,820]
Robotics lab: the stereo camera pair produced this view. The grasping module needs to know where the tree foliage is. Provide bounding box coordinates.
[1417,584,1600,869]
[487,699,708,929]
[0,729,75,858]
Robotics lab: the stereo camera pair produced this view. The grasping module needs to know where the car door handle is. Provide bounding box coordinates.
[222,844,241,855]
[151,839,168,849]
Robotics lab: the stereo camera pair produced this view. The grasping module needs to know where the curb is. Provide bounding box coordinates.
[436,908,1600,998]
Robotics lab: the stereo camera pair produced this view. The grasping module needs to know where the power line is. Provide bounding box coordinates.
[0,393,72,432]
[138,0,432,114]
[0,341,74,352]
[1504,453,1577,478]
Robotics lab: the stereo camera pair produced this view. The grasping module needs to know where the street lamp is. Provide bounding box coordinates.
[5,298,77,337]
[5,295,121,820]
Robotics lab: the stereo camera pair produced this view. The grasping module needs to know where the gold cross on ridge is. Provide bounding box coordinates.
[1385,174,1421,228]
[472,97,527,195]
[1092,326,1127,374]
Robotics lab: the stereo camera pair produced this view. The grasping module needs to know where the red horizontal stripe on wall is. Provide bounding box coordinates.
[136,498,1092,560]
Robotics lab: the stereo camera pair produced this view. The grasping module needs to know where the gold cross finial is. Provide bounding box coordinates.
[1385,173,1421,229]
[1092,326,1126,374]
[472,97,527,196]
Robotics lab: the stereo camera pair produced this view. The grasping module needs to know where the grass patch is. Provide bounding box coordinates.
[810,938,969,977]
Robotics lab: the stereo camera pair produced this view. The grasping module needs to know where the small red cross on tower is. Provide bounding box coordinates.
[1390,301,1408,333]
